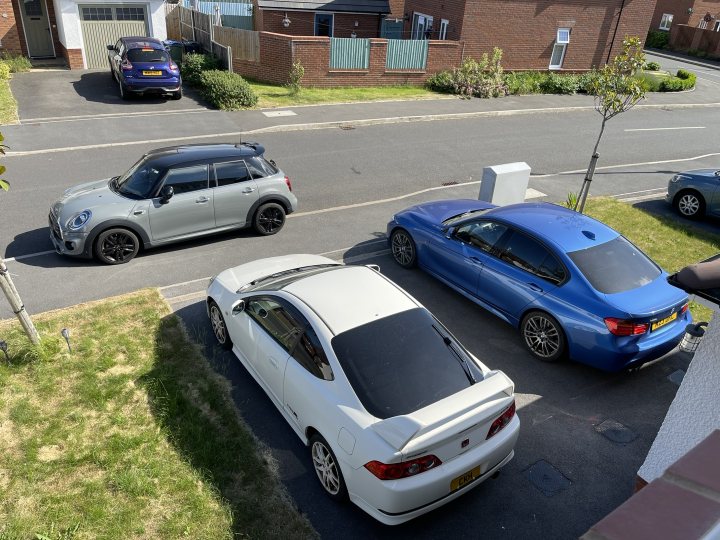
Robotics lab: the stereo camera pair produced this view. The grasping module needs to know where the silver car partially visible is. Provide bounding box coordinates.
[49,143,297,264]
[666,168,720,220]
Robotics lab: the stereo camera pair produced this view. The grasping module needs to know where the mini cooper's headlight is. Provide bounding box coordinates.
[66,210,92,230]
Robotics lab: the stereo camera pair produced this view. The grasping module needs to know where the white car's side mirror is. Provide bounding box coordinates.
[231,299,245,316]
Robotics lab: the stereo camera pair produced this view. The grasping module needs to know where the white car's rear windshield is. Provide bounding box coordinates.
[331,308,484,419]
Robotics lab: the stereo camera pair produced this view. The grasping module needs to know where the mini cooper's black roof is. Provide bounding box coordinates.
[143,143,267,169]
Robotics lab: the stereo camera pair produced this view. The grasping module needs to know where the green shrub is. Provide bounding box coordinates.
[577,70,600,93]
[286,61,304,95]
[645,30,670,49]
[425,70,456,93]
[199,70,258,109]
[637,72,664,92]
[426,49,507,98]
[0,52,32,72]
[658,69,696,91]
[181,53,220,86]
[644,61,661,71]
[0,61,11,80]
[504,71,546,94]
[540,72,581,94]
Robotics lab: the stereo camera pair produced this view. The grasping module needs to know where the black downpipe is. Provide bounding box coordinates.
[606,0,627,64]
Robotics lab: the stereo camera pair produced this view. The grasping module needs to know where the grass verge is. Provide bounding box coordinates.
[585,198,720,322]
[0,289,316,540]
[0,79,18,125]
[249,80,441,108]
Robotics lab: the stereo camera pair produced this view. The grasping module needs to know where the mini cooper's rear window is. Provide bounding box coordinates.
[331,308,484,419]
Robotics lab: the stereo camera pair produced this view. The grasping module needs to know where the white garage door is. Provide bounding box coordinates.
[80,4,149,68]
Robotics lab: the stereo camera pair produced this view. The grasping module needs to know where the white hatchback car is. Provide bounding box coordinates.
[206,254,519,525]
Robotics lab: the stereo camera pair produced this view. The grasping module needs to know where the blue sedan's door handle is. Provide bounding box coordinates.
[468,256,483,266]
[528,282,543,292]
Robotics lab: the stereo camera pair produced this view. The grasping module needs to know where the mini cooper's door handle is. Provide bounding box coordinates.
[133,210,144,215]
[195,196,209,203]
[242,187,255,194]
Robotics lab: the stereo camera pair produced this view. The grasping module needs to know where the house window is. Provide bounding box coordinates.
[411,12,433,39]
[659,13,673,31]
[81,7,113,21]
[714,21,720,32]
[439,19,449,40]
[116,7,144,21]
[314,13,333,37]
[549,28,570,70]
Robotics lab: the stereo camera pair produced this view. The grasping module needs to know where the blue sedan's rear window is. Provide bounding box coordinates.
[568,236,660,294]
[127,49,169,63]
[331,308,484,419]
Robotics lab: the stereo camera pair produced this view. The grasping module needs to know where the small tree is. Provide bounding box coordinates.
[0,132,40,345]
[575,37,646,213]
[286,61,304,96]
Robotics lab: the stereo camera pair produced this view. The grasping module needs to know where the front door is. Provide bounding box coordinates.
[19,0,54,57]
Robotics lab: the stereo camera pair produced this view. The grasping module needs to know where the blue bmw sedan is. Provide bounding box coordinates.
[387,200,690,372]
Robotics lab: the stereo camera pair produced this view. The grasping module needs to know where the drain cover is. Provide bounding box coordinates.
[339,125,355,130]
[442,181,459,186]
[525,460,571,497]
[667,369,685,386]
[595,419,637,445]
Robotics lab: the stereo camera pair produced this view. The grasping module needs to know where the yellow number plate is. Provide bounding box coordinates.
[142,70,162,76]
[651,312,677,331]
[451,465,482,491]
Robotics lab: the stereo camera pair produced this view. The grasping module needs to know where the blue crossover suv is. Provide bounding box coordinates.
[107,37,182,100]
[387,200,691,372]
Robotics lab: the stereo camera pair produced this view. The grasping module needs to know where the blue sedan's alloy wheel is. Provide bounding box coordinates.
[675,191,704,219]
[390,229,417,268]
[521,311,565,363]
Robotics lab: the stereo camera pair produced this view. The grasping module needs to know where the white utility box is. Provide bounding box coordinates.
[478,162,531,205]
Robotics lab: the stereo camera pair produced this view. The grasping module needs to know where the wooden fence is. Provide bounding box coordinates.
[213,26,259,62]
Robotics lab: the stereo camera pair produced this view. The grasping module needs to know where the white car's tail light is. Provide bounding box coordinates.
[486,400,516,440]
[364,454,442,480]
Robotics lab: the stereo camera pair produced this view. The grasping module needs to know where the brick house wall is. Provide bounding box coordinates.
[232,31,463,87]
[401,0,467,41]
[1,0,24,55]
[651,0,720,33]
[403,0,656,70]
[259,10,384,38]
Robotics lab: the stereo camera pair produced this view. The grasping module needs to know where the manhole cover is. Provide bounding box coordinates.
[595,419,637,445]
[667,369,685,386]
[339,125,355,130]
[525,460,571,497]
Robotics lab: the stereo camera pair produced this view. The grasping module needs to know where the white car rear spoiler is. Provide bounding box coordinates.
[370,370,514,451]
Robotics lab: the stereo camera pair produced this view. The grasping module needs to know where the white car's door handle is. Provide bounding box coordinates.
[195,196,209,203]
[242,187,255,194]
[269,356,278,369]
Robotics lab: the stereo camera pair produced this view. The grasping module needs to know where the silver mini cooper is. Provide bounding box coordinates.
[49,143,297,264]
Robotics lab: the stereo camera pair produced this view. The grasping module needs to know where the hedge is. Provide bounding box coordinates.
[199,70,258,110]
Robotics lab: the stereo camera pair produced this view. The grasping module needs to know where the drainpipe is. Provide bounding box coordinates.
[606,0,627,64]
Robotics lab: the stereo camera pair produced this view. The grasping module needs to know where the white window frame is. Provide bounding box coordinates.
[659,13,673,31]
[699,19,708,29]
[411,12,433,40]
[549,28,570,70]
[714,20,720,32]
[439,19,449,40]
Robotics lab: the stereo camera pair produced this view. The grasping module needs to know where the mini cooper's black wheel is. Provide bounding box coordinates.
[390,228,417,268]
[521,311,566,363]
[95,228,139,264]
[208,300,232,350]
[253,203,286,235]
[674,190,705,220]
[309,433,348,501]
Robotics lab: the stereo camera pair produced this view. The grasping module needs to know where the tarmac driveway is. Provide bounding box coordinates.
[10,68,208,121]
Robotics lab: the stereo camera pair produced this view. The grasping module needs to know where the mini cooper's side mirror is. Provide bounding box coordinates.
[159,185,174,204]
[231,300,245,316]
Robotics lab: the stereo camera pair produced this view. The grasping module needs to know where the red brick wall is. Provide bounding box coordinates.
[686,1,720,28]
[402,0,468,41]
[388,0,404,18]
[260,10,383,38]
[651,0,694,31]
[233,32,464,87]
[1,0,24,55]
[58,42,83,69]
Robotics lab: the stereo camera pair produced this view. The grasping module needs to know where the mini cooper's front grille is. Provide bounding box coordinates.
[48,211,62,241]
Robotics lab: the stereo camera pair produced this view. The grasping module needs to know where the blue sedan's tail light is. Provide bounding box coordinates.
[605,317,649,336]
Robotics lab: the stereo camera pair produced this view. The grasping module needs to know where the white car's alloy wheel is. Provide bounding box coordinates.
[310,434,347,500]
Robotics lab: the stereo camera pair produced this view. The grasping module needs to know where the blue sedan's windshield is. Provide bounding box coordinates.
[114,158,164,199]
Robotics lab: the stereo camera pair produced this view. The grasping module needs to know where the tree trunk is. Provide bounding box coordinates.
[0,257,40,345]
[575,116,609,213]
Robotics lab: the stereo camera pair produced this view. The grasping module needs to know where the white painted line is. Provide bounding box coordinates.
[617,193,667,203]
[525,188,547,199]
[20,108,212,124]
[158,275,213,290]
[624,126,705,132]
[613,187,667,197]
[262,110,297,117]
[531,152,720,178]
[165,290,207,304]
[3,250,55,263]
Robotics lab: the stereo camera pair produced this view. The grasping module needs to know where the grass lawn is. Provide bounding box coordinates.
[0,290,316,540]
[0,79,18,125]
[248,80,442,108]
[585,198,720,322]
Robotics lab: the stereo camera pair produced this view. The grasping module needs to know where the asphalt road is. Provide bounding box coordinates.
[1,52,718,538]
